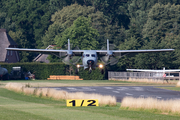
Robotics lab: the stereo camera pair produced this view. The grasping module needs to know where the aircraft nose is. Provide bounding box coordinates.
[87,60,94,66]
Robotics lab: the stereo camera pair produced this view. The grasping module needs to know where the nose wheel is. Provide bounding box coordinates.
[89,67,92,73]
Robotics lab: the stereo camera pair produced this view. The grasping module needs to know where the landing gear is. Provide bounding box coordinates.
[101,69,104,74]
[89,67,92,74]
[75,69,79,75]
[76,65,80,74]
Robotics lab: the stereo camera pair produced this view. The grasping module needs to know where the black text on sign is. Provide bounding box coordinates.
[66,99,99,107]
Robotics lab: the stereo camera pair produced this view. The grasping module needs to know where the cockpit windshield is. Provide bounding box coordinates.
[91,54,96,57]
[86,54,90,57]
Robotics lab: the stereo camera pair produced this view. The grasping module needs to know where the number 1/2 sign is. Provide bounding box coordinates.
[66,99,99,107]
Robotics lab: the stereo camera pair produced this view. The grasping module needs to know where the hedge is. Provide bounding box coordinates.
[1,63,66,79]
[0,63,106,80]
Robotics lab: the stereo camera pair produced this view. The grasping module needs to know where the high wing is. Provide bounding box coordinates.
[6,39,174,65]
[5,48,85,54]
[126,69,180,72]
[6,39,174,55]
[6,48,174,59]
[95,39,174,65]
[6,48,174,53]
[6,39,85,57]
[96,49,174,53]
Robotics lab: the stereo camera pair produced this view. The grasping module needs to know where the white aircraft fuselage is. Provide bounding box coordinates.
[82,50,98,70]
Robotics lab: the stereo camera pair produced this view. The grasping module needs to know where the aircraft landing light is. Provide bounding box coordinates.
[77,64,80,68]
[99,64,103,68]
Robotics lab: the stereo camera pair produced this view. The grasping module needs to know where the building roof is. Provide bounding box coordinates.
[34,54,50,63]
[33,45,55,63]
[0,29,18,62]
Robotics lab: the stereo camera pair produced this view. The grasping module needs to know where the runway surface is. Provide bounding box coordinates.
[51,86,180,102]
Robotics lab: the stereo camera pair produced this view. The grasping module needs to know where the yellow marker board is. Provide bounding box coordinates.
[66,99,98,107]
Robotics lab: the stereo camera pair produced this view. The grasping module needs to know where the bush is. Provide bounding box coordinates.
[1,63,66,79]
[1,63,106,80]
[78,68,105,80]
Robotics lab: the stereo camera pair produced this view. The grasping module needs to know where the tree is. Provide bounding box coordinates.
[49,0,72,13]
[42,4,97,47]
[131,3,180,69]
[55,16,99,50]
[42,4,123,50]
[2,0,51,49]
[91,0,129,28]
[116,36,141,69]
[142,3,180,40]
[0,12,15,31]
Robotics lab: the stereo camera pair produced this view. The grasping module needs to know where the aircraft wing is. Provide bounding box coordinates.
[96,49,174,53]
[6,48,86,57]
[6,48,85,53]
[6,48,68,53]
[6,48,174,57]
[126,69,180,72]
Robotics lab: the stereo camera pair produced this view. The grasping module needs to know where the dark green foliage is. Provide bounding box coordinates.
[55,16,99,50]
[0,63,105,80]
[2,0,180,72]
[1,63,66,79]
[0,12,15,31]
[78,68,105,80]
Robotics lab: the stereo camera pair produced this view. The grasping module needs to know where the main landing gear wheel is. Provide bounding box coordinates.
[75,69,78,75]
[101,69,104,74]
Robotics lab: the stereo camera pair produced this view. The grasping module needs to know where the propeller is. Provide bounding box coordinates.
[62,51,81,65]
[100,39,120,65]
[62,55,71,65]
[61,40,81,65]
[100,55,119,65]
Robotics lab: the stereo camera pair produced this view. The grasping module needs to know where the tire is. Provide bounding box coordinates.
[101,69,104,74]
[75,69,78,74]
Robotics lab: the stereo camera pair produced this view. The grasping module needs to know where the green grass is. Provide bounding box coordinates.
[0,80,176,87]
[0,88,180,120]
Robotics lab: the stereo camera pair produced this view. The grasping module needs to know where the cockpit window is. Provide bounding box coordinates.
[86,54,90,57]
[91,54,96,57]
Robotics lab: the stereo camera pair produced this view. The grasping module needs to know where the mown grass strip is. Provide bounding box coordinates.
[1,80,176,87]
[0,88,180,120]
[0,106,50,120]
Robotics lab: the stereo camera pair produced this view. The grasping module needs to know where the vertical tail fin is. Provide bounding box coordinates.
[107,39,109,51]
[163,67,165,74]
[68,39,70,50]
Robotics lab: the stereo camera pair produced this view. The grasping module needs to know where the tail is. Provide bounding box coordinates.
[163,67,165,74]
[107,39,109,51]
[68,39,70,51]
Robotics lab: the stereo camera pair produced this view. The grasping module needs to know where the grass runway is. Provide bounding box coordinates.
[0,80,180,119]
[0,88,180,120]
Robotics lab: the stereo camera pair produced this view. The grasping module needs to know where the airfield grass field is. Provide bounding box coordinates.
[0,80,180,119]
[0,79,177,87]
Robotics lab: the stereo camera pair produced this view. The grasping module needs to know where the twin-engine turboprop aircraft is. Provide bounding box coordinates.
[6,39,174,74]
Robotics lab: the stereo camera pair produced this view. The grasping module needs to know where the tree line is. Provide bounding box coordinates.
[1,0,180,71]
